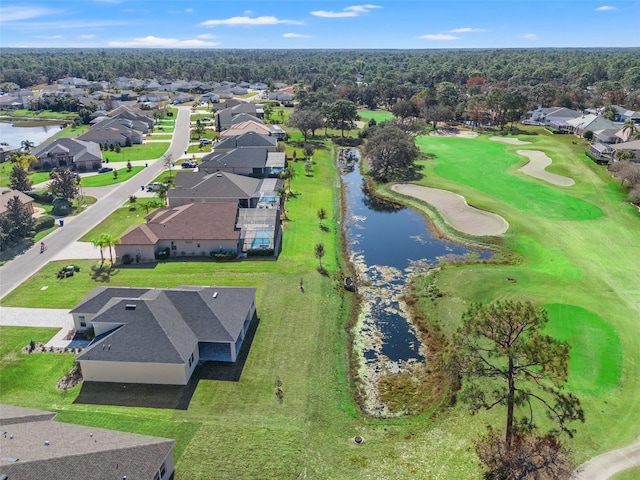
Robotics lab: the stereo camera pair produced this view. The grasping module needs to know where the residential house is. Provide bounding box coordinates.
[200,92,220,103]
[200,148,285,177]
[610,140,640,162]
[72,285,257,384]
[589,105,640,124]
[221,120,285,140]
[566,114,617,137]
[522,106,582,132]
[249,82,269,91]
[0,404,175,480]
[214,132,277,152]
[168,171,283,208]
[78,120,143,148]
[267,91,294,103]
[108,105,154,131]
[57,77,91,87]
[31,138,103,171]
[0,144,18,162]
[116,202,241,262]
[215,102,264,131]
[0,189,34,216]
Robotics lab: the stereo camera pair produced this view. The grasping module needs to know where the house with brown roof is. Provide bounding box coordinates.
[72,285,257,384]
[115,202,241,262]
[0,404,175,480]
[0,189,34,216]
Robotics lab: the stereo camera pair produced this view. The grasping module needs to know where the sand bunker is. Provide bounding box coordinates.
[516,150,575,186]
[430,129,478,139]
[489,136,531,145]
[392,184,509,236]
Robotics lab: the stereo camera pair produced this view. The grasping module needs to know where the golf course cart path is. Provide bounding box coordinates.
[517,149,576,186]
[392,184,509,236]
[489,136,532,145]
[572,441,640,480]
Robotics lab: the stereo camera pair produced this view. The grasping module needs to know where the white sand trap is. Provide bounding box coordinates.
[392,184,509,236]
[489,136,531,145]
[516,150,575,186]
[430,129,478,139]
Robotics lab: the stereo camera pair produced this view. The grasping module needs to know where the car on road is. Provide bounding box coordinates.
[97,167,114,173]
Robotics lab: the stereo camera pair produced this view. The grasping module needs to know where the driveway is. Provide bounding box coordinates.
[0,306,75,348]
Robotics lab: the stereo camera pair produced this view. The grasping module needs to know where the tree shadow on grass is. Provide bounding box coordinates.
[90,264,120,283]
[73,315,260,410]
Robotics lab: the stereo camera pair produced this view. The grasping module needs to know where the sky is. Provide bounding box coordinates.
[1,1,639,50]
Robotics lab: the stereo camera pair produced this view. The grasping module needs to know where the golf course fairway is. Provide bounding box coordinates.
[410,131,640,462]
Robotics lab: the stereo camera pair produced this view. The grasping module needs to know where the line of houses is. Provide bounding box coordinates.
[522,104,640,163]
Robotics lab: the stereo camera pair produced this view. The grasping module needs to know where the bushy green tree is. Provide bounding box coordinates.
[364,122,420,182]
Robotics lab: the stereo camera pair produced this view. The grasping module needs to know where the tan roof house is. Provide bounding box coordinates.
[0,404,175,480]
[0,189,35,216]
[115,202,241,263]
[31,138,103,171]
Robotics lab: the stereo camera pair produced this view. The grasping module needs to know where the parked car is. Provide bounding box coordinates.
[97,167,114,174]
[146,182,168,192]
[199,138,212,144]
[181,161,198,168]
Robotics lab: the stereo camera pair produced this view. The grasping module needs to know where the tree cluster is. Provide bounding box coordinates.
[609,160,640,203]
[0,195,35,251]
[364,122,421,182]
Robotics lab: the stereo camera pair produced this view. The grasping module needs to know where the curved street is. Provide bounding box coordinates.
[0,106,191,300]
[572,442,640,480]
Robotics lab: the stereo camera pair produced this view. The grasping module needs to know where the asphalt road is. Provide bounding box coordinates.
[572,442,640,479]
[0,106,191,300]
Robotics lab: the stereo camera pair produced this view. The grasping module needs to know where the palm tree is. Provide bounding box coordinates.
[21,140,34,152]
[91,235,107,266]
[280,166,296,194]
[100,233,121,264]
[622,119,639,140]
[314,243,325,271]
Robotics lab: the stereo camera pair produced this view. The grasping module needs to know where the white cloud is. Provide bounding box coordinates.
[283,33,312,38]
[311,4,381,18]
[200,16,303,27]
[449,27,486,33]
[595,5,617,10]
[419,34,459,41]
[108,36,220,48]
[523,33,538,40]
[186,8,194,13]
[0,6,55,22]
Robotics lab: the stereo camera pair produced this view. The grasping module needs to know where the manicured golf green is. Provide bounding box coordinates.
[408,130,640,462]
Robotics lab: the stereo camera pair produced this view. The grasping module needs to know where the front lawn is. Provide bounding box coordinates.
[80,202,161,241]
[101,142,170,162]
[79,166,144,187]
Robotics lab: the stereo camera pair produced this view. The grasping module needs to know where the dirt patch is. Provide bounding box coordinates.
[517,150,575,186]
[392,184,509,236]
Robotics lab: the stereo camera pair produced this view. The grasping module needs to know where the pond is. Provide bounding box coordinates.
[341,149,488,416]
[0,121,63,148]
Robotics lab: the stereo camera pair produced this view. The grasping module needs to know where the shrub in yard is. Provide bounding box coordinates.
[247,248,275,257]
[28,191,53,203]
[210,251,237,261]
[122,254,133,264]
[35,215,55,232]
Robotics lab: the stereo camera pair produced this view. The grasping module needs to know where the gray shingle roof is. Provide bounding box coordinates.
[200,148,268,169]
[215,132,276,150]
[169,171,260,202]
[75,286,256,364]
[0,404,174,480]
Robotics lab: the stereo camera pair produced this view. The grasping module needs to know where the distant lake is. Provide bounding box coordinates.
[0,121,63,149]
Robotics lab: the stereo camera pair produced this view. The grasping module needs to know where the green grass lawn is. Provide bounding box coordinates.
[1,109,77,120]
[0,162,49,188]
[79,166,144,187]
[80,202,160,241]
[610,467,640,480]
[358,109,393,123]
[2,127,639,478]
[401,129,640,463]
[101,142,170,162]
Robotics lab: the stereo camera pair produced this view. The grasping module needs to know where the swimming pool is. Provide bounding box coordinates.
[251,230,273,249]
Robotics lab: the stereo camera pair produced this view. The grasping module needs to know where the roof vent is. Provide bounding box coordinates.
[213,292,218,298]
[125,304,136,310]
